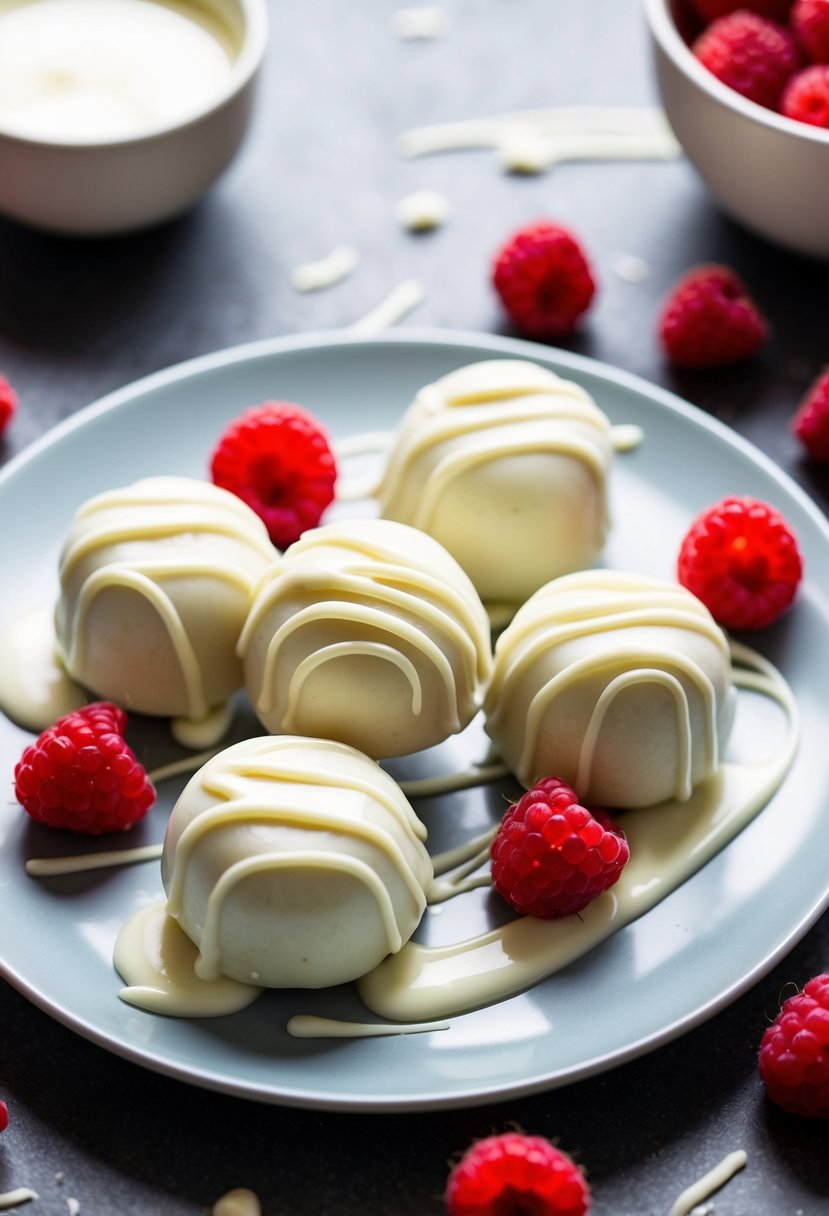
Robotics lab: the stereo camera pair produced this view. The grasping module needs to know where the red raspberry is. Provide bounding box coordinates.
[445,1132,591,1216]
[492,221,596,341]
[759,974,829,1117]
[0,1101,8,1133]
[792,368,829,458]
[677,496,803,630]
[791,0,829,61]
[692,11,801,109]
[490,778,629,919]
[658,264,768,369]
[210,401,337,549]
[0,374,17,436]
[781,62,829,123]
[687,0,794,23]
[14,702,155,835]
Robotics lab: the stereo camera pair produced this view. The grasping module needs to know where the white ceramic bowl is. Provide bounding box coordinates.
[644,0,829,258]
[0,0,267,237]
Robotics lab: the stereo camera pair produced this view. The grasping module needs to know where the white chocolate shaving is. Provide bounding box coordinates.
[212,1189,261,1216]
[349,278,425,335]
[390,7,446,39]
[290,245,359,292]
[668,1151,748,1216]
[395,188,449,231]
[0,1190,37,1211]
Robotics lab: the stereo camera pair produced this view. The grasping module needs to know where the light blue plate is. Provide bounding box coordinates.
[1,329,827,1111]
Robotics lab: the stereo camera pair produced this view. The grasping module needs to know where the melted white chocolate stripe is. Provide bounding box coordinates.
[667,1150,747,1216]
[0,1189,38,1211]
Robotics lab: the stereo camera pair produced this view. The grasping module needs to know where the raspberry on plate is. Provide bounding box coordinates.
[692,10,802,108]
[490,777,629,919]
[445,1132,591,1216]
[0,374,17,436]
[210,401,337,549]
[759,973,829,1117]
[658,264,768,369]
[781,62,829,123]
[14,702,155,835]
[677,496,803,630]
[792,367,829,458]
[492,220,596,341]
[688,0,795,23]
[791,0,829,61]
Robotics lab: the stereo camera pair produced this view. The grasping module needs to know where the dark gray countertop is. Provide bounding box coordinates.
[1,2,828,1213]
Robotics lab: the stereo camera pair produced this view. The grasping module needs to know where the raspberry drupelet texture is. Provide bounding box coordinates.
[492,221,596,341]
[0,1100,8,1133]
[759,973,829,1117]
[658,264,768,369]
[692,10,802,108]
[792,368,829,459]
[688,0,795,22]
[0,374,17,436]
[14,702,155,835]
[445,1132,591,1216]
[677,496,803,630]
[781,62,829,122]
[210,401,337,549]
[490,777,629,919]
[791,0,829,61]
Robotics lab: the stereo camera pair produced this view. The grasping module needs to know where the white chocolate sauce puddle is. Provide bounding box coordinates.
[109,642,796,1032]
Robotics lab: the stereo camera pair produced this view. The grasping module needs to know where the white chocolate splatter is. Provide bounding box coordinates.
[395,188,449,231]
[390,7,446,39]
[212,1189,261,1216]
[66,1200,80,1216]
[668,1151,748,1216]
[613,252,650,283]
[291,245,359,292]
[0,1190,37,1212]
[349,279,425,335]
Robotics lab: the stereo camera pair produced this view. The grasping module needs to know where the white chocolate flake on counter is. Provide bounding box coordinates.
[390,6,447,39]
[667,1150,748,1216]
[613,252,651,283]
[349,278,426,335]
[66,1200,80,1216]
[0,1190,37,1212]
[396,188,449,231]
[212,1188,261,1216]
[396,105,681,164]
[290,244,359,292]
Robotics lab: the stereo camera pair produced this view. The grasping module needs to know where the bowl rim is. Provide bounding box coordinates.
[643,0,829,146]
[0,0,269,150]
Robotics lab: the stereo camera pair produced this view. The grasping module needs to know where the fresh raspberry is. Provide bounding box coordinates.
[0,374,17,436]
[492,221,596,341]
[445,1132,591,1216]
[14,702,155,835]
[687,0,794,23]
[692,11,801,109]
[0,1101,8,1133]
[781,63,829,123]
[792,368,829,458]
[658,264,768,369]
[677,496,803,630]
[759,974,829,1117]
[791,0,829,61]
[490,778,629,919]
[210,401,337,549]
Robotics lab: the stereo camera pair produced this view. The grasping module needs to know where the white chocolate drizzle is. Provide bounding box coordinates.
[26,844,163,878]
[212,1188,261,1216]
[396,105,680,162]
[668,1150,747,1216]
[286,1014,449,1038]
[396,188,449,231]
[349,279,425,335]
[0,1190,37,1211]
[290,245,359,292]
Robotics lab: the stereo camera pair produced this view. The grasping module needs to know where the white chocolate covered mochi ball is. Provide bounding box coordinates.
[54,476,274,720]
[160,735,433,989]
[238,518,493,758]
[377,359,615,604]
[485,570,736,808]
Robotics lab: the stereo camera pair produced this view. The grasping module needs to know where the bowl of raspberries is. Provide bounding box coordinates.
[644,0,829,257]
